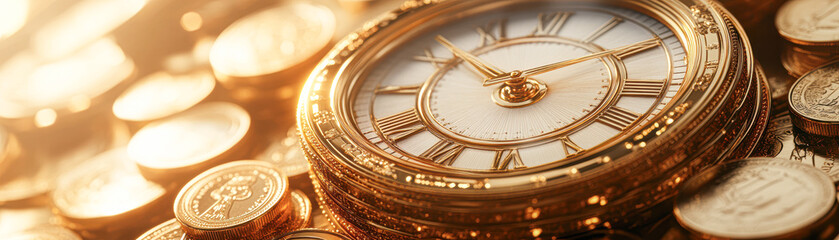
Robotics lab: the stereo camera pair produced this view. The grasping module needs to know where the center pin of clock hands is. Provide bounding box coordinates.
[435,35,546,107]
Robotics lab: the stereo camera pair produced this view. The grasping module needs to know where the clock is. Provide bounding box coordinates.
[298,0,769,238]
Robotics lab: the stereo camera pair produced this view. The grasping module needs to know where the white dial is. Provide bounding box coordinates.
[350,5,687,171]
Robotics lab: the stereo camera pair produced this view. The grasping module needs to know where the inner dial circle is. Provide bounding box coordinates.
[421,37,617,143]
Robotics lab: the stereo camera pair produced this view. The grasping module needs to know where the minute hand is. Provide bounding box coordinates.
[483,37,662,86]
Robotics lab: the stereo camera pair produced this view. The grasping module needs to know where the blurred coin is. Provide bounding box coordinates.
[52,148,169,232]
[274,228,350,240]
[6,225,81,240]
[0,117,129,204]
[137,219,185,240]
[128,102,252,183]
[777,0,839,46]
[0,126,20,177]
[0,37,134,131]
[0,0,29,40]
[781,44,838,78]
[174,160,291,239]
[675,158,836,239]
[789,60,839,136]
[751,112,839,182]
[210,1,335,83]
[257,127,308,180]
[113,69,216,122]
[32,0,146,60]
[0,206,53,236]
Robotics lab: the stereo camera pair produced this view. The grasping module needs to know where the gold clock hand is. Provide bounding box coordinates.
[483,37,662,86]
[435,35,506,78]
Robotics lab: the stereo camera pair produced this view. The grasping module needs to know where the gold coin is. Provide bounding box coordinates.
[777,0,839,45]
[137,219,185,240]
[6,226,82,240]
[781,44,838,78]
[0,37,135,131]
[275,228,351,240]
[174,160,290,240]
[0,117,129,204]
[128,102,252,182]
[113,69,216,122]
[674,158,836,239]
[52,148,167,231]
[257,127,309,179]
[210,1,335,81]
[789,60,839,136]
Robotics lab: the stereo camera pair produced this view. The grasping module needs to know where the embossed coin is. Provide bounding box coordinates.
[6,226,82,240]
[113,70,216,122]
[128,102,252,182]
[137,219,185,240]
[52,148,168,231]
[777,0,839,45]
[674,158,836,239]
[174,160,290,240]
[273,228,351,240]
[789,60,839,136]
[751,112,839,182]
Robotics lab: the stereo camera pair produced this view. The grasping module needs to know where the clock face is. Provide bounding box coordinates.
[347,4,688,171]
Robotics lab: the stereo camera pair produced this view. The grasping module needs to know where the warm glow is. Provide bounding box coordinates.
[32,0,147,60]
[33,109,57,128]
[210,2,335,77]
[113,70,216,121]
[0,0,29,39]
[180,11,203,32]
[0,38,133,119]
[127,103,250,169]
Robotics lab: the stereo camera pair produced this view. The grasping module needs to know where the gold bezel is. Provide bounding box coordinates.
[300,0,734,192]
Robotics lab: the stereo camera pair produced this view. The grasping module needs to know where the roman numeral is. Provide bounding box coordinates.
[413,49,449,70]
[597,106,641,131]
[621,79,665,97]
[493,149,526,170]
[376,109,425,143]
[420,140,465,166]
[558,136,584,156]
[477,19,507,47]
[375,85,421,95]
[582,17,622,43]
[533,12,571,36]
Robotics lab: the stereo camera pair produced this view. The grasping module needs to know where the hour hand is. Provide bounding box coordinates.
[435,35,506,78]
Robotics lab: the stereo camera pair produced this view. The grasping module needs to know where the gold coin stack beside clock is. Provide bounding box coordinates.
[5,0,839,239]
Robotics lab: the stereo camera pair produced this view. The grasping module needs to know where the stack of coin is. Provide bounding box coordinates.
[209,1,335,114]
[788,60,839,137]
[172,161,311,239]
[127,102,253,185]
[674,158,838,239]
[777,0,839,78]
[51,148,172,239]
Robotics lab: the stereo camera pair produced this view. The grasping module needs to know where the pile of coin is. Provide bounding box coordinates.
[777,0,839,78]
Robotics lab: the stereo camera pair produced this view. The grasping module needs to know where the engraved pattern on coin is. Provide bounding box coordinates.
[675,159,836,239]
[790,62,839,122]
[200,174,258,220]
[753,113,839,182]
[191,171,273,222]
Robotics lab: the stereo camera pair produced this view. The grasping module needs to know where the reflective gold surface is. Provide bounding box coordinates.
[789,60,839,136]
[128,102,251,181]
[136,219,184,240]
[113,70,216,122]
[174,161,289,239]
[6,225,82,240]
